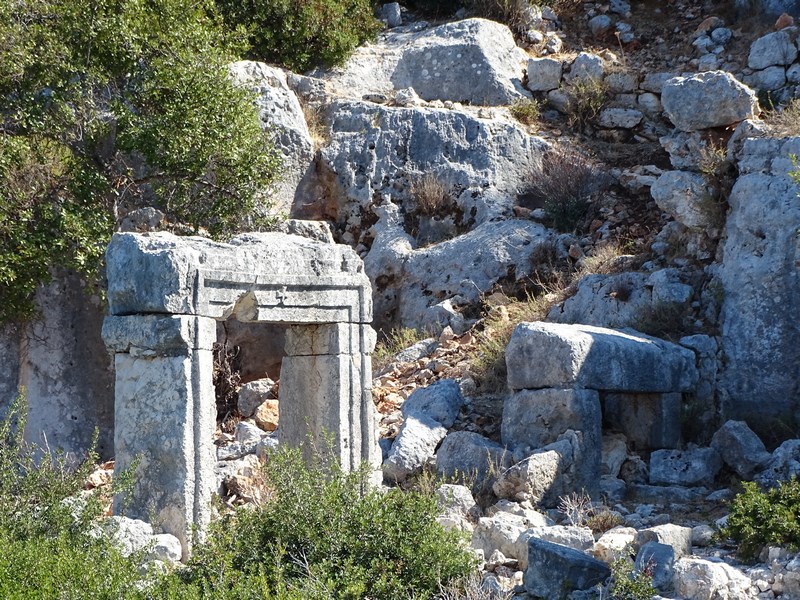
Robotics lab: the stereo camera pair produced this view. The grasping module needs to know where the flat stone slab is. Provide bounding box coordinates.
[506,322,698,392]
[106,232,371,323]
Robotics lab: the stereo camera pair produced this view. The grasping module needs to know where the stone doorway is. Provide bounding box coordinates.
[102,231,378,559]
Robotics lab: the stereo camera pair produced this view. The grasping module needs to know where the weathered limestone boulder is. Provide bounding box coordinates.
[748,31,797,70]
[382,414,447,483]
[436,431,511,493]
[566,52,605,82]
[636,541,675,593]
[636,524,693,559]
[502,389,601,499]
[717,138,800,438]
[493,436,578,506]
[673,556,754,599]
[528,525,594,553]
[3,272,114,459]
[316,18,528,106]
[547,269,693,330]
[591,527,637,563]
[506,322,698,392]
[661,71,759,131]
[401,378,465,428]
[755,439,800,488]
[649,448,722,487]
[472,512,531,568]
[94,516,183,564]
[598,108,643,129]
[436,484,480,532]
[651,171,720,230]
[710,420,771,479]
[526,57,562,91]
[238,379,277,418]
[366,215,553,331]
[743,66,787,92]
[320,99,548,225]
[229,61,314,216]
[524,537,610,599]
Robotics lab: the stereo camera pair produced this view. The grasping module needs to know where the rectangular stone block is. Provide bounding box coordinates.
[279,353,378,471]
[103,315,216,356]
[284,323,377,356]
[501,388,601,499]
[603,392,681,451]
[113,348,215,559]
[506,322,698,393]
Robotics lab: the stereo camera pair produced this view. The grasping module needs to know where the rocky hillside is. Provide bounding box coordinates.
[3,0,800,597]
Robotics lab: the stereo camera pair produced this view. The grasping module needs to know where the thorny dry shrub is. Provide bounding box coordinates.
[525,146,607,232]
[564,76,609,129]
[213,341,242,430]
[437,571,512,600]
[765,98,800,137]
[586,507,625,534]
[410,173,455,216]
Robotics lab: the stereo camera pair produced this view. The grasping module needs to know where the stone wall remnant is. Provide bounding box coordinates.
[103,231,378,559]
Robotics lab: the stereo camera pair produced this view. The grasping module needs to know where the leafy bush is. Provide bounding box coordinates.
[175,446,476,599]
[608,556,657,600]
[724,479,800,561]
[0,395,145,598]
[0,0,281,324]
[215,0,382,73]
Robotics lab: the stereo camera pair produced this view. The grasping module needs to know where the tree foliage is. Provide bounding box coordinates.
[0,0,281,323]
[215,0,382,73]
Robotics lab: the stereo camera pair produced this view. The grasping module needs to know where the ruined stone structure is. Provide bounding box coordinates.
[102,232,379,558]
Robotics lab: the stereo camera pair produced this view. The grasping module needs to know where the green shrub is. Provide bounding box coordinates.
[176,445,475,599]
[215,0,382,73]
[0,0,281,324]
[608,556,657,600]
[509,98,541,125]
[564,77,609,129]
[0,395,146,599]
[724,479,800,561]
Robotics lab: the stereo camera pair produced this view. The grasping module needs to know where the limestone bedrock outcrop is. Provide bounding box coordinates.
[717,137,800,437]
[660,71,759,131]
[313,18,529,106]
[228,61,313,216]
[505,322,698,392]
[366,210,553,331]
[320,99,548,226]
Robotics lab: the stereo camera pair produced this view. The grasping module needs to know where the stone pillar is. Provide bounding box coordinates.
[280,323,380,471]
[102,315,216,560]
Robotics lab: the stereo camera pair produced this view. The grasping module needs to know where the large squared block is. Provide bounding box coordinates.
[506,322,698,392]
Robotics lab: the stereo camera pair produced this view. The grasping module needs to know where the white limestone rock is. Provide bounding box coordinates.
[717,138,800,435]
[401,378,465,429]
[748,30,797,70]
[321,99,548,226]
[526,57,562,92]
[591,527,637,563]
[651,170,719,230]
[598,107,643,129]
[566,52,605,82]
[661,71,759,131]
[436,484,481,532]
[505,322,698,392]
[649,448,722,487]
[710,420,771,479]
[228,61,314,215]
[382,414,447,483]
[673,556,755,599]
[314,18,528,106]
[637,523,693,559]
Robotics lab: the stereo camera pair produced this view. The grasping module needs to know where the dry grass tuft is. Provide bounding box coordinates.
[410,174,454,216]
[302,102,330,150]
[765,98,800,137]
[373,327,428,374]
[509,98,541,126]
